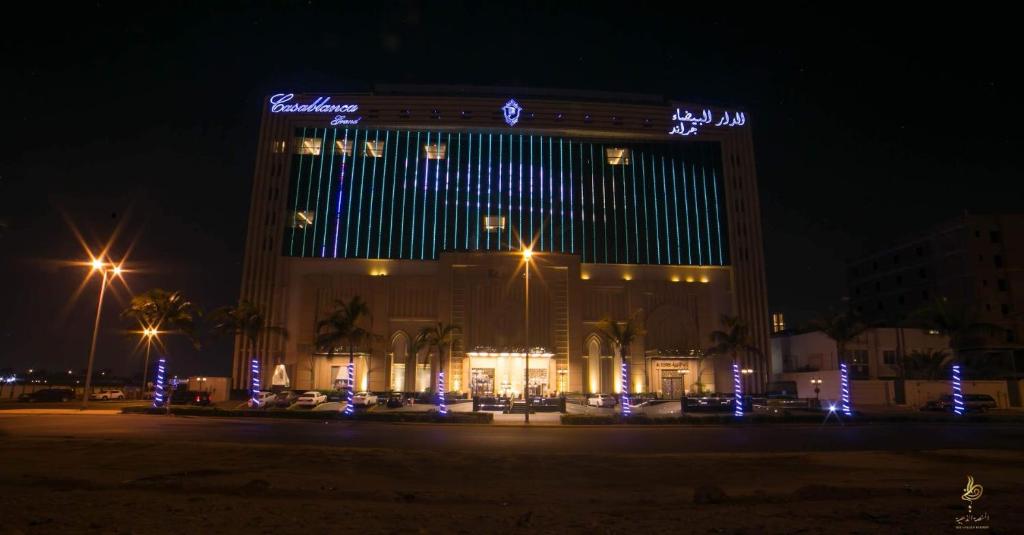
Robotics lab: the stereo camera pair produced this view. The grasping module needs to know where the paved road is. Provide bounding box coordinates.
[2,413,1023,454]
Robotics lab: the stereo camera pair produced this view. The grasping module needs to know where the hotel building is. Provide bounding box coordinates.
[234,86,770,397]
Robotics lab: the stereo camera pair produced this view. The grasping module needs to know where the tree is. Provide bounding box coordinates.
[690,350,714,395]
[909,298,1002,366]
[407,334,429,392]
[901,349,952,380]
[209,300,288,390]
[596,311,645,406]
[316,296,375,410]
[810,309,867,370]
[707,314,763,391]
[415,322,461,395]
[121,289,199,397]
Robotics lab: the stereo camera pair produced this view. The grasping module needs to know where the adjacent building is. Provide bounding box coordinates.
[846,213,1024,371]
[233,86,769,397]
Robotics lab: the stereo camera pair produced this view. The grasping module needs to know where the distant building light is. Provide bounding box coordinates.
[927,329,940,335]
[294,136,322,155]
[482,216,506,231]
[292,211,315,229]
[424,142,447,160]
[334,139,353,156]
[605,147,631,166]
[364,140,385,158]
[771,313,786,333]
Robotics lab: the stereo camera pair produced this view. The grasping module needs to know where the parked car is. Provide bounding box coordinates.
[326,390,347,402]
[352,392,378,407]
[682,393,736,412]
[90,389,125,401]
[385,394,405,408]
[18,388,74,403]
[587,394,617,408]
[923,393,998,412]
[248,391,276,408]
[191,391,212,406]
[295,391,327,407]
[170,389,197,405]
[273,390,302,408]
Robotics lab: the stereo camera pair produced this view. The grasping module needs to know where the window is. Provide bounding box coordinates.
[295,137,322,155]
[334,139,353,156]
[272,140,286,153]
[391,363,406,391]
[482,216,506,231]
[1003,304,1011,316]
[990,230,1001,243]
[998,279,1008,291]
[423,142,447,160]
[605,147,631,165]
[850,349,870,379]
[291,211,314,229]
[994,255,1004,268]
[882,350,897,366]
[919,268,927,279]
[364,140,384,157]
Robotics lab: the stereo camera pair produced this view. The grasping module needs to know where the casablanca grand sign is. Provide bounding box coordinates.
[268,93,362,125]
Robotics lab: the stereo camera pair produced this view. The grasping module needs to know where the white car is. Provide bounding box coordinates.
[248,391,276,408]
[587,394,616,408]
[295,391,327,407]
[90,389,125,401]
[352,392,378,407]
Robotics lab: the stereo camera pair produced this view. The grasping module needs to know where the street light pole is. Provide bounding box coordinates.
[523,248,532,424]
[81,268,109,410]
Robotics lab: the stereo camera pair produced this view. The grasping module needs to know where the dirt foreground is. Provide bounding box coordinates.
[0,435,1021,534]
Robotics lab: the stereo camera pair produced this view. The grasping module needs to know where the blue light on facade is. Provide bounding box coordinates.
[284,128,728,267]
[620,361,631,417]
[250,358,261,407]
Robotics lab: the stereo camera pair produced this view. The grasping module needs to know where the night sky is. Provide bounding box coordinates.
[1,3,1020,377]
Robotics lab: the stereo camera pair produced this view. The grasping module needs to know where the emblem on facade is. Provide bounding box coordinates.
[502,99,523,127]
[955,475,990,530]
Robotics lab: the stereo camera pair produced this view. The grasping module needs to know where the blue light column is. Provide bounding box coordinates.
[438,370,448,416]
[250,358,261,407]
[152,358,166,409]
[732,362,743,417]
[344,362,355,416]
[620,360,631,417]
[839,362,852,416]
[952,364,965,415]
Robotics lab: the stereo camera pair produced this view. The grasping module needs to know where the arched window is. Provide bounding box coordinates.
[391,332,409,391]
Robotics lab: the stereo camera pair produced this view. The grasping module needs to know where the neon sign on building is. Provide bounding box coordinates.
[269,93,362,125]
[669,108,746,136]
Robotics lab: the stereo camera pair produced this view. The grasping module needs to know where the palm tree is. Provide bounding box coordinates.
[810,310,867,371]
[415,323,461,408]
[707,314,763,395]
[209,300,288,391]
[596,311,645,413]
[121,289,199,398]
[316,296,374,413]
[909,298,1001,367]
[901,349,951,380]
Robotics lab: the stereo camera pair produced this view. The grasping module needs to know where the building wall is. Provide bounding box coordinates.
[276,253,733,395]
[771,327,950,379]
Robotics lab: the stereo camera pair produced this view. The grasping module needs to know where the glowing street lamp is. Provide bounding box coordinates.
[139,326,161,397]
[810,378,823,403]
[80,257,124,409]
[522,247,532,424]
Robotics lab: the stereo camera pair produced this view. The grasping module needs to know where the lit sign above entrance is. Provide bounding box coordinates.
[669,108,747,136]
[269,93,362,125]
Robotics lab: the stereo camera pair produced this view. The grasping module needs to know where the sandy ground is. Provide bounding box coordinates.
[0,433,1021,534]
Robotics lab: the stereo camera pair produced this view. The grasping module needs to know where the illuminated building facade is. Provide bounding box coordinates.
[233,86,769,396]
